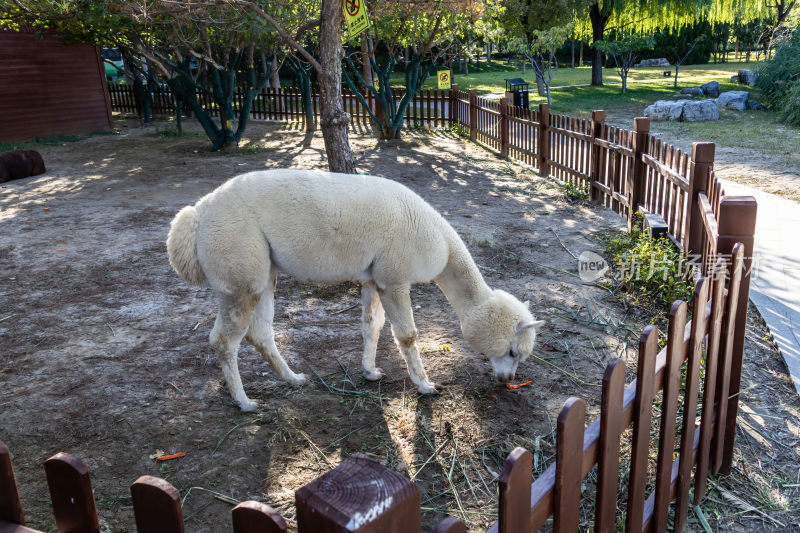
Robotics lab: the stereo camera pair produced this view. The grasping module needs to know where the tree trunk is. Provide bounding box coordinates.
[530,55,546,96]
[589,4,608,86]
[579,40,584,67]
[571,39,575,68]
[318,0,356,173]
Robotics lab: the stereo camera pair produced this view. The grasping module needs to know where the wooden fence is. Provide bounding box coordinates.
[93,83,763,531]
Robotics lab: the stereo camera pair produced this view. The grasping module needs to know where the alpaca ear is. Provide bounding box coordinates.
[517,320,546,334]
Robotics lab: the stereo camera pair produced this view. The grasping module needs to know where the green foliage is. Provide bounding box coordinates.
[563,182,589,203]
[603,215,694,310]
[757,25,800,125]
[639,22,714,65]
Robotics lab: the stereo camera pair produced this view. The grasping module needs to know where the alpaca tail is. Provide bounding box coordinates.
[166,204,205,286]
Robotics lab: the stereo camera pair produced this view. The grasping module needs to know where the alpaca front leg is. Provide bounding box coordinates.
[379,287,438,394]
[210,295,261,412]
[246,274,308,386]
[361,282,385,381]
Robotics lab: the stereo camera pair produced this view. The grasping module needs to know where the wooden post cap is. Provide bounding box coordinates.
[295,453,420,533]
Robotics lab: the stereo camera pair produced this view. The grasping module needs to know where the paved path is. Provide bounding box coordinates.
[720,179,800,395]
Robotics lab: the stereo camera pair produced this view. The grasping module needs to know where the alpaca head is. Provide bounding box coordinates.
[461,289,544,384]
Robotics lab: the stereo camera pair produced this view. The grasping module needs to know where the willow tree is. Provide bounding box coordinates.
[577,0,774,86]
[341,0,482,140]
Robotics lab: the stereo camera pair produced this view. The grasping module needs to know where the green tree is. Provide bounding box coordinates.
[595,34,654,94]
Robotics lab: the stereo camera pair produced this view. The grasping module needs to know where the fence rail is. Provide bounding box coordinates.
[99,81,761,531]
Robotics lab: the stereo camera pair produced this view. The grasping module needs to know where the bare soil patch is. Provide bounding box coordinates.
[0,118,796,531]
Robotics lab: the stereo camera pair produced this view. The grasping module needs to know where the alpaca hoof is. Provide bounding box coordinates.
[239,398,260,412]
[418,382,439,394]
[363,367,385,381]
[288,373,309,386]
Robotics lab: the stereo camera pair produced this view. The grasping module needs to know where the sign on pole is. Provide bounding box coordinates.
[437,70,451,90]
[343,0,369,38]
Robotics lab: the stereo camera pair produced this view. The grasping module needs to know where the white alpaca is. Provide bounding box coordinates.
[167,169,544,411]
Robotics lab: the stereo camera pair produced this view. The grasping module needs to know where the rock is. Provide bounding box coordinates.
[680,87,705,96]
[730,75,739,83]
[644,99,719,121]
[747,100,766,110]
[681,100,719,121]
[738,69,758,86]
[671,93,694,99]
[701,81,720,97]
[635,58,671,67]
[717,90,750,111]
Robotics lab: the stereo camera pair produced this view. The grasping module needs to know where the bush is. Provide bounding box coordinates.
[603,215,694,311]
[757,25,800,125]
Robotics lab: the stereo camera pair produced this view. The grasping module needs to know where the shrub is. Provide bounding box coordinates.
[757,25,800,125]
[563,182,589,203]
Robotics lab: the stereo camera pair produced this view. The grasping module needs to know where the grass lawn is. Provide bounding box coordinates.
[391,60,761,96]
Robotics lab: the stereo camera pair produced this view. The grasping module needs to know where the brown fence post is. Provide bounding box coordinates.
[686,142,715,253]
[435,517,466,533]
[498,447,532,533]
[0,441,24,525]
[537,103,550,176]
[44,453,100,533]
[589,110,605,203]
[555,397,585,533]
[628,117,650,228]
[233,501,287,533]
[449,83,458,128]
[500,97,510,158]
[295,453,421,532]
[595,360,625,533]
[131,476,185,533]
[468,89,477,141]
[714,199,757,475]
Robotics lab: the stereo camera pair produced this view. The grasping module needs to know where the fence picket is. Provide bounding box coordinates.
[44,453,100,533]
[626,326,659,532]
[0,441,24,525]
[555,398,585,533]
[498,447,532,533]
[694,261,728,503]
[232,501,287,533]
[435,517,467,533]
[653,301,688,532]
[130,476,185,533]
[674,277,710,530]
[595,359,626,533]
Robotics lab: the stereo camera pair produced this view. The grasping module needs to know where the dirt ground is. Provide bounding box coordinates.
[0,118,797,532]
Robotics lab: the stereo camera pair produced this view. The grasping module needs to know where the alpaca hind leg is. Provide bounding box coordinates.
[210,293,261,411]
[361,282,385,381]
[245,269,307,385]
[378,286,438,394]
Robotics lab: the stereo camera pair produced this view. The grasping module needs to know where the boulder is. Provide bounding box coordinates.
[738,69,758,86]
[635,58,671,67]
[701,81,720,97]
[747,100,766,110]
[681,100,719,121]
[644,99,719,122]
[680,87,705,97]
[717,91,750,111]
[730,75,739,83]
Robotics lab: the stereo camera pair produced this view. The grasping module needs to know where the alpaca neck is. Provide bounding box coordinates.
[434,235,492,320]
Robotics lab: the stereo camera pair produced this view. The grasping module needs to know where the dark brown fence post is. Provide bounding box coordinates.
[555,397,585,533]
[537,103,551,176]
[435,517,466,533]
[713,197,756,474]
[626,325,659,532]
[44,453,100,533]
[131,476,185,533]
[595,359,625,533]
[232,501,287,533]
[0,441,24,525]
[500,97,510,158]
[589,110,605,203]
[295,453,420,532]
[498,447,532,533]
[674,278,711,530]
[449,84,458,128]
[628,117,650,229]
[468,89,477,141]
[686,142,715,252]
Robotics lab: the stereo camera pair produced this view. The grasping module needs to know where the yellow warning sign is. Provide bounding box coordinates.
[343,0,369,37]
[437,70,451,90]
